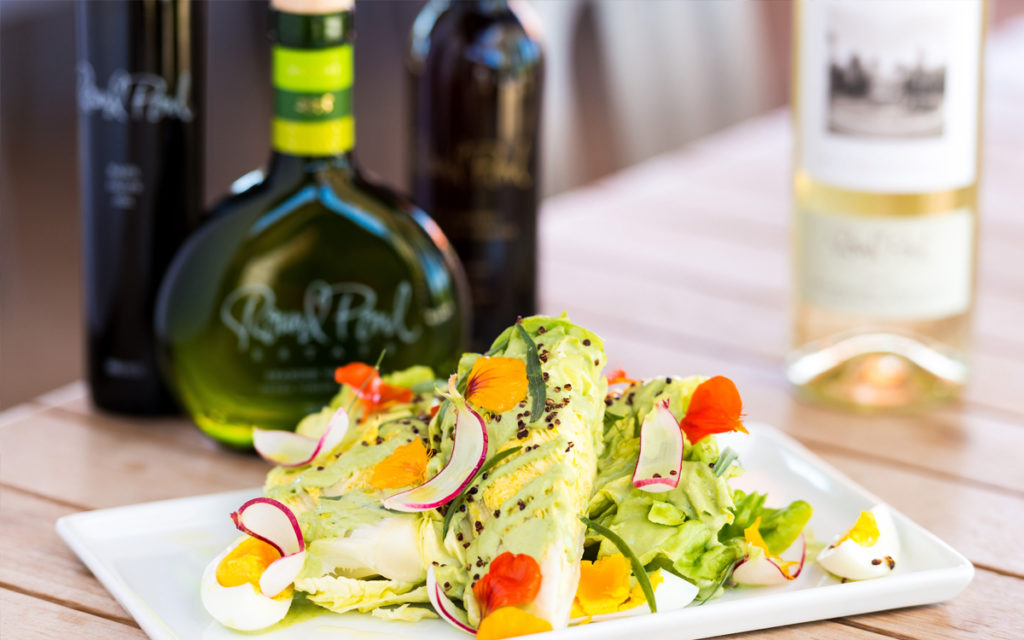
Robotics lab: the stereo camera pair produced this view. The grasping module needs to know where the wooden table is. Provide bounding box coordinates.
[4,21,1023,640]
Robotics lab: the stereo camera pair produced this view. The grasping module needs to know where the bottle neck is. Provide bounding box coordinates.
[270,9,355,162]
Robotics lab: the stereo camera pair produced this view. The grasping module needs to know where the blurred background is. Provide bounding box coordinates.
[1,0,1022,410]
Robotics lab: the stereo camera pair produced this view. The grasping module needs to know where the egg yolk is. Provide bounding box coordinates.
[216,537,281,589]
[837,510,880,547]
[571,554,663,617]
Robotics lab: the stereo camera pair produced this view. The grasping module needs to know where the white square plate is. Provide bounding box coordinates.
[57,423,973,640]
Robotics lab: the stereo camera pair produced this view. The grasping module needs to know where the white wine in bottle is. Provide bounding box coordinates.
[787,0,985,411]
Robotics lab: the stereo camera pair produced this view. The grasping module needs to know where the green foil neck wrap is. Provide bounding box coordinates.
[271,10,354,156]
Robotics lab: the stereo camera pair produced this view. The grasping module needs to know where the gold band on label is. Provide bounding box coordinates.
[794,171,976,217]
[272,117,355,156]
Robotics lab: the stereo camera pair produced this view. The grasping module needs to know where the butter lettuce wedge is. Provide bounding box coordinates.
[430,315,607,630]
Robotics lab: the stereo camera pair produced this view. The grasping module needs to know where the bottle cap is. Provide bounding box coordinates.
[271,0,353,14]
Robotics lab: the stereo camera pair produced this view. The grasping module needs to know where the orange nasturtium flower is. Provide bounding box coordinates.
[464,357,528,413]
[679,376,748,444]
[369,440,428,489]
[476,607,552,640]
[605,368,639,386]
[472,552,543,617]
[334,362,414,415]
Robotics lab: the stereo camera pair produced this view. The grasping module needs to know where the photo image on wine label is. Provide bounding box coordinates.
[826,3,947,139]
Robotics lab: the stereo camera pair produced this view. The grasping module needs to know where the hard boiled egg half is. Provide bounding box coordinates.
[200,497,307,631]
[817,504,900,581]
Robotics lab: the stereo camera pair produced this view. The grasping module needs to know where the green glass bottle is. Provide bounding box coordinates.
[156,1,468,448]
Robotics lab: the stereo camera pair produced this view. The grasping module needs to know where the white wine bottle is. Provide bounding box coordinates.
[788,0,985,411]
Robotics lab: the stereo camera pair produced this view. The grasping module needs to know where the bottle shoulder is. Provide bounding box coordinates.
[409,2,542,74]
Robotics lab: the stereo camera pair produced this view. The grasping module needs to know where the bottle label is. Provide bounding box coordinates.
[797,0,982,193]
[798,207,973,319]
[272,45,355,156]
[219,279,454,355]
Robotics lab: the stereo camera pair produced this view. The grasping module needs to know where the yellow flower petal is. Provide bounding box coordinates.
[477,607,552,640]
[465,357,529,414]
[369,440,428,489]
[573,554,632,616]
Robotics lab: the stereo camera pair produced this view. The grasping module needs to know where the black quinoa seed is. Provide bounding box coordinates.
[669,470,677,476]
[444,582,451,590]
[564,383,572,391]
[474,573,480,580]
[871,559,882,565]
[886,556,896,569]
[517,499,526,510]
[361,441,369,446]
[583,339,591,346]
[375,436,383,444]
[316,466,324,471]
[459,504,467,512]
[493,509,500,518]
[469,487,478,495]
[456,532,464,541]
[463,542,470,548]
[542,372,550,381]
[539,326,546,334]
[476,558,484,567]
[517,429,529,439]
[475,521,483,533]
[495,415,502,422]
[652,472,661,478]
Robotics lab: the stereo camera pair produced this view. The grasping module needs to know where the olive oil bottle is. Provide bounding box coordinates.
[156,0,468,448]
[409,0,543,351]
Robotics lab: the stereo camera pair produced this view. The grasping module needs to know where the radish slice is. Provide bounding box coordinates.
[733,534,806,586]
[382,381,487,512]
[259,550,306,598]
[426,566,476,634]
[632,400,684,493]
[253,407,349,467]
[230,497,305,556]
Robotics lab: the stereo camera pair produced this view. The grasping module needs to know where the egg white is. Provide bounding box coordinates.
[200,535,293,631]
[817,505,900,581]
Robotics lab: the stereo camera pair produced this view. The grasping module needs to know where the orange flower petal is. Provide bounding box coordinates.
[476,607,552,640]
[465,357,529,414]
[606,368,639,386]
[472,552,542,617]
[334,362,414,416]
[679,376,748,444]
[369,440,429,489]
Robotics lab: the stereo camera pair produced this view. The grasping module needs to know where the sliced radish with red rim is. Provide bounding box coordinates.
[382,378,487,512]
[733,534,806,586]
[426,566,476,634]
[229,497,306,597]
[253,407,349,468]
[633,400,684,493]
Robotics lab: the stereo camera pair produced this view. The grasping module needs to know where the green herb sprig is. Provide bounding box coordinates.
[514,323,546,420]
[579,516,657,613]
[697,559,739,605]
[712,447,739,478]
[442,446,523,538]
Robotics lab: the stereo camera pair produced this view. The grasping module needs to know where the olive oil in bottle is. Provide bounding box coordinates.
[409,0,543,352]
[156,0,468,448]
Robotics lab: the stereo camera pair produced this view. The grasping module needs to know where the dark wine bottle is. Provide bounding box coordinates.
[155,0,468,449]
[409,0,543,352]
[76,0,204,414]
